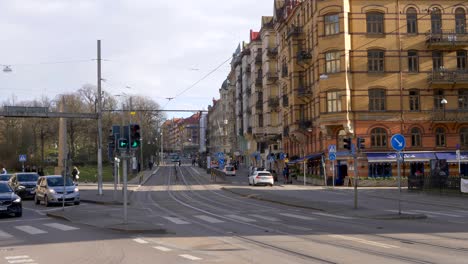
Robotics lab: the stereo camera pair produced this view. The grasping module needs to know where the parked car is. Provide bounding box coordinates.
[0,174,12,182]
[224,165,236,176]
[9,172,39,199]
[0,181,22,217]
[35,175,80,206]
[249,171,274,186]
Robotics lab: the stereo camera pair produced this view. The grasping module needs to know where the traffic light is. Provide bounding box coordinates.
[108,131,115,149]
[118,138,129,150]
[130,124,141,149]
[343,137,351,150]
[357,137,365,151]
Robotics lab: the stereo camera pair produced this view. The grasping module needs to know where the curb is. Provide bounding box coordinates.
[46,212,72,222]
[81,199,128,206]
[139,167,160,187]
[363,213,427,220]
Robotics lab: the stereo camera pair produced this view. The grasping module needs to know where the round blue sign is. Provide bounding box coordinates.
[391,134,406,151]
[329,153,336,161]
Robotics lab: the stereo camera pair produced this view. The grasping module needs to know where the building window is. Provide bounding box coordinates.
[324,14,339,35]
[409,90,420,111]
[325,51,340,73]
[259,114,263,127]
[432,51,443,70]
[369,163,392,178]
[371,127,387,148]
[435,127,446,147]
[459,89,468,110]
[431,8,442,34]
[456,8,466,34]
[369,89,386,111]
[406,7,418,34]
[411,127,421,147]
[434,89,445,110]
[366,12,384,34]
[461,127,468,147]
[408,50,419,72]
[327,91,341,112]
[457,50,467,70]
[368,50,384,72]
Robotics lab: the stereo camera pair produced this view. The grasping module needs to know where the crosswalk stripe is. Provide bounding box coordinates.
[249,214,280,222]
[7,259,35,264]
[5,256,29,260]
[0,230,14,239]
[15,226,47,235]
[43,223,79,231]
[133,238,148,244]
[153,246,172,252]
[163,216,190,225]
[279,213,316,221]
[311,212,354,220]
[194,215,224,223]
[329,234,399,249]
[226,214,256,222]
[179,254,202,261]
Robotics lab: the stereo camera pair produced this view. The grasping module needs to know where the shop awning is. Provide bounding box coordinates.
[367,152,436,163]
[435,152,468,163]
[288,153,322,164]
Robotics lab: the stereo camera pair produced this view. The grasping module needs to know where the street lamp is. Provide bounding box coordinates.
[441,98,448,119]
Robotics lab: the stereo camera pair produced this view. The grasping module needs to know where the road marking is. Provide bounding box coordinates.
[7,259,35,264]
[163,216,190,225]
[329,235,399,249]
[5,256,29,260]
[249,214,280,222]
[412,210,462,218]
[179,254,202,261]
[133,238,149,244]
[0,230,14,239]
[279,213,316,221]
[225,214,256,222]
[15,226,47,235]
[194,215,224,223]
[153,246,172,252]
[0,218,49,224]
[311,212,354,220]
[43,223,79,231]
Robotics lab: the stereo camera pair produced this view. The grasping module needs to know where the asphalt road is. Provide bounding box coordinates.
[1,165,468,263]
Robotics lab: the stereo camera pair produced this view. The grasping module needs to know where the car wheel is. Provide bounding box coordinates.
[15,211,22,217]
[44,195,50,207]
[34,195,40,205]
[74,201,80,205]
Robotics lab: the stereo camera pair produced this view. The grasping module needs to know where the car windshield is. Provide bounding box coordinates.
[17,174,39,182]
[47,177,74,187]
[0,183,12,193]
[225,167,235,171]
[0,175,11,181]
[258,172,271,176]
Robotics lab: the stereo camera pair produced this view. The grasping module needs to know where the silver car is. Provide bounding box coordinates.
[35,175,80,206]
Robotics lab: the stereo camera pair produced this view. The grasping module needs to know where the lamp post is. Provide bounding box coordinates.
[441,98,448,119]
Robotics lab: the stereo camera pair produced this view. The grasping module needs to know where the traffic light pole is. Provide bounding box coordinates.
[97,40,103,196]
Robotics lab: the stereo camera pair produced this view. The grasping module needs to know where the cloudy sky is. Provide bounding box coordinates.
[0,0,272,118]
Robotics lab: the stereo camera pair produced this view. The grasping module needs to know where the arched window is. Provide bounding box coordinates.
[324,13,339,35]
[411,127,422,147]
[435,127,446,147]
[431,8,442,34]
[367,12,384,34]
[371,127,387,148]
[456,8,466,34]
[461,127,468,147]
[406,7,418,34]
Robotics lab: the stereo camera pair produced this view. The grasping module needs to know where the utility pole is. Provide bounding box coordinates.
[97,40,103,196]
[160,131,164,165]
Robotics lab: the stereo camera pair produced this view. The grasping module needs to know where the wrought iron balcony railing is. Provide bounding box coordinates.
[426,29,468,48]
[428,69,468,84]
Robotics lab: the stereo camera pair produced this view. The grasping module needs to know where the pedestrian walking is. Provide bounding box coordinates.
[178,160,181,167]
[71,166,80,183]
[1,167,7,174]
[174,165,179,182]
[283,165,290,184]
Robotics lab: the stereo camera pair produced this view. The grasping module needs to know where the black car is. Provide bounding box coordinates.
[0,182,22,217]
[9,173,39,199]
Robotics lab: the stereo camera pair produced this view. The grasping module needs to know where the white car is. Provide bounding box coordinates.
[249,171,274,186]
[224,166,236,176]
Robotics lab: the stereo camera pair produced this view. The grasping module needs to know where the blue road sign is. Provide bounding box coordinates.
[329,152,336,161]
[19,154,27,162]
[391,134,406,151]
[328,144,337,153]
[280,153,286,160]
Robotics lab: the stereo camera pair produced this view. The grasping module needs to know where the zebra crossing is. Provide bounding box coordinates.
[4,255,37,264]
[0,222,79,239]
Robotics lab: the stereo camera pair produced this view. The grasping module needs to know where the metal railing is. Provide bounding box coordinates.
[426,29,468,46]
[428,69,468,83]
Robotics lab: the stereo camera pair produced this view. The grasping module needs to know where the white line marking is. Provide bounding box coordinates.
[249,214,280,222]
[133,238,148,244]
[7,259,35,264]
[288,226,314,231]
[329,235,399,249]
[43,223,79,231]
[163,216,190,225]
[179,254,202,261]
[0,218,49,224]
[311,212,354,220]
[226,214,256,222]
[412,210,462,218]
[15,226,47,235]
[5,256,29,260]
[280,213,316,221]
[194,215,224,223]
[0,230,14,239]
[153,246,172,252]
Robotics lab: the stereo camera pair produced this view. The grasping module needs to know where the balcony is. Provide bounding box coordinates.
[432,109,468,121]
[298,119,312,130]
[282,95,289,107]
[255,77,263,86]
[426,30,468,49]
[266,71,278,81]
[281,66,288,77]
[428,69,468,84]
[256,101,263,110]
[287,25,302,39]
[267,47,278,57]
[297,50,312,63]
[297,85,312,96]
[283,126,289,136]
[268,97,280,109]
[255,54,262,64]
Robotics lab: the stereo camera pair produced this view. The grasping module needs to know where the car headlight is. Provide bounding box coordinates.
[13,197,21,203]
[49,189,56,194]
[74,187,79,192]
